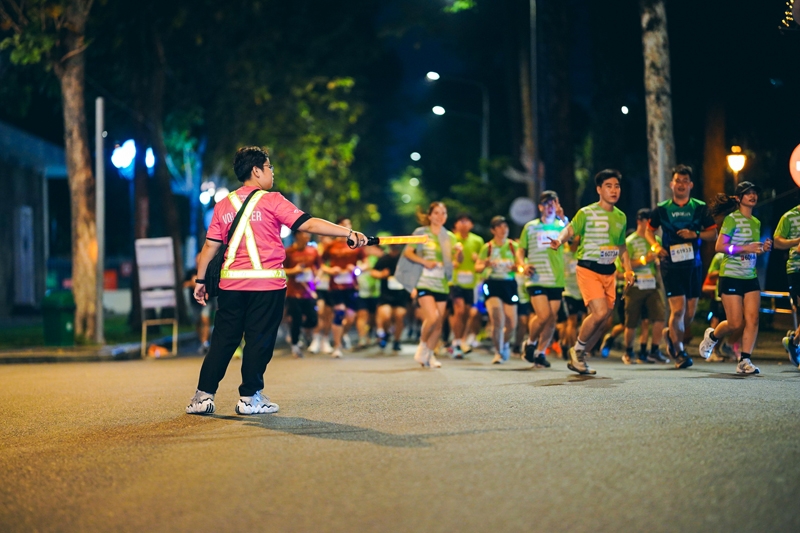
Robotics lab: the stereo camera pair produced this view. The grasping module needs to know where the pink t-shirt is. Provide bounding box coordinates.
[207,186,306,291]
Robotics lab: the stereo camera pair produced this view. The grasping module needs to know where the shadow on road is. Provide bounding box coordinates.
[530,376,619,388]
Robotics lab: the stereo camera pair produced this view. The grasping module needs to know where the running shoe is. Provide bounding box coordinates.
[736,357,760,375]
[698,327,717,360]
[533,353,551,368]
[197,341,210,356]
[549,341,563,358]
[332,348,343,358]
[392,340,402,352]
[637,350,655,364]
[429,351,442,368]
[452,345,464,360]
[600,333,613,358]
[567,347,596,375]
[674,351,693,369]
[235,390,279,415]
[291,343,303,358]
[719,342,735,359]
[321,338,334,354]
[622,351,634,365]
[309,336,321,354]
[523,343,537,363]
[414,343,430,367]
[342,335,352,350]
[501,342,511,362]
[782,331,800,366]
[491,352,504,364]
[663,327,676,359]
[377,330,387,349]
[186,390,215,415]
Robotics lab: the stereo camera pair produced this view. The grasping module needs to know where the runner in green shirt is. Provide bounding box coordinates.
[476,216,521,364]
[355,252,382,349]
[518,190,567,368]
[450,214,485,358]
[698,182,772,375]
[549,169,635,375]
[773,205,800,368]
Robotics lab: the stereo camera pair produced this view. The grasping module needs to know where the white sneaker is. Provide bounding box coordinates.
[235,391,279,415]
[309,335,321,354]
[567,347,596,375]
[321,338,333,354]
[291,344,303,358]
[414,342,430,367]
[429,350,442,368]
[736,357,760,375]
[342,335,352,350]
[332,348,343,358]
[699,328,717,359]
[491,352,503,364]
[186,390,215,415]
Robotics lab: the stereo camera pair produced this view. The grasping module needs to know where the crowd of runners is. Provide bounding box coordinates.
[263,165,800,376]
[185,148,799,416]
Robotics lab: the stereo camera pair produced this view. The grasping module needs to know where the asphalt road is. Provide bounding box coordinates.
[1,347,799,533]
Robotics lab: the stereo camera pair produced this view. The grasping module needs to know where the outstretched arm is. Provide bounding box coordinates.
[297,217,367,247]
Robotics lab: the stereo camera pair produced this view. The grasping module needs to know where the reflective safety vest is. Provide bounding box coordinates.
[220,191,287,280]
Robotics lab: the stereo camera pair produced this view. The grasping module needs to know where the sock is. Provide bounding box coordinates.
[741,352,752,361]
[626,346,634,355]
[709,332,719,343]
[574,339,587,353]
[650,345,659,353]
[640,343,647,353]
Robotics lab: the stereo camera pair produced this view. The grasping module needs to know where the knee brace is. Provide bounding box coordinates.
[333,309,346,326]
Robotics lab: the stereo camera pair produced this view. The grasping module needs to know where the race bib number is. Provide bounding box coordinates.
[456,271,474,285]
[739,253,757,270]
[387,276,404,290]
[598,246,619,265]
[670,243,695,263]
[333,272,353,285]
[421,265,444,279]
[537,231,559,249]
[636,274,657,290]
[295,270,313,283]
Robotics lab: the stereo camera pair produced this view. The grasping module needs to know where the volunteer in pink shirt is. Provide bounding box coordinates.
[187,146,368,416]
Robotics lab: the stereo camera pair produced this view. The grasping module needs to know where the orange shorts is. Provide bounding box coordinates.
[575,265,616,310]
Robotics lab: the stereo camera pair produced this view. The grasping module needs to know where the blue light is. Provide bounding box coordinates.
[707,311,713,321]
[111,139,136,169]
[146,148,155,169]
[482,284,489,296]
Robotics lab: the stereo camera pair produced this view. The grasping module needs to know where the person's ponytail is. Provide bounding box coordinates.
[709,193,739,217]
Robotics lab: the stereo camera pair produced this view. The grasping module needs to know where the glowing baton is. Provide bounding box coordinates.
[347,235,430,248]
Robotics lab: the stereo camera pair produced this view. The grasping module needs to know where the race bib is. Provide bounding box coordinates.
[636,274,657,290]
[739,253,757,270]
[333,272,353,285]
[670,243,695,263]
[567,260,577,274]
[456,271,474,285]
[537,231,559,249]
[421,265,444,279]
[295,270,313,283]
[598,246,619,265]
[387,276,404,290]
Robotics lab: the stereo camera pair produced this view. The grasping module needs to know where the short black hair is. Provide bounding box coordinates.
[233,146,269,182]
[636,208,652,221]
[454,213,473,223]
[595,169,621,187]
[672,164,693,180]
[539,190,558,204]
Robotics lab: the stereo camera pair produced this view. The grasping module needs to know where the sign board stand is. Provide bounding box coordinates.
[134,237,178,357]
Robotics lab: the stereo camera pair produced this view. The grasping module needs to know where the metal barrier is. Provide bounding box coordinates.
[760,291,798,329]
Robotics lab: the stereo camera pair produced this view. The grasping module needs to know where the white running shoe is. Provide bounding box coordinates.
[332,348,343,358]
[567,347,596,375]
[698,328,717,359]
[321,338,334,354]
[186,390,215,415]
[736,357,760,375]
[309,335,321,354]
[342,334,352,350]
[235,391,279,415]
[429,350,442,368]
[414,342,430,367]
[291,344,303,358]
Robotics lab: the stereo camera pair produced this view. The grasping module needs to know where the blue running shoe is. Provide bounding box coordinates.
[782,331,800,366]
[600,333,613,358]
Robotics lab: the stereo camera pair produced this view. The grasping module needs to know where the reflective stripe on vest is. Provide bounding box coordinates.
[220,190,286,280]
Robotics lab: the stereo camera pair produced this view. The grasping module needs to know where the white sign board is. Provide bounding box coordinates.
[509,197,537,226]
[135,237,175,290]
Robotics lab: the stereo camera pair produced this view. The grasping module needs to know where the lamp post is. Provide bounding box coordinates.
[727,145,747,186]
[426,71,489,182]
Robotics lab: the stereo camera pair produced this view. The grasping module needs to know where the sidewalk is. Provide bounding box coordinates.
[0,332,198,364]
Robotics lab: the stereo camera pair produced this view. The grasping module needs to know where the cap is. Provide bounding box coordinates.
[734,181,761,197]
[489,215,507,228]
[539,190,558,204]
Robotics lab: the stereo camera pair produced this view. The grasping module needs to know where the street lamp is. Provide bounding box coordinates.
[410,152,421,161]
[727,145,747,185]
[426,71,490,182]
[432,106,446,116]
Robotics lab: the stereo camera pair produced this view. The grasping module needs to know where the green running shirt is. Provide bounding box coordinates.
[570,203,627,268]
[478,240,518,280]
[775,206,800,274]
[416,227,458,294]
[719,211,761,280]
[519,218,566,288]
[453,232,485,288]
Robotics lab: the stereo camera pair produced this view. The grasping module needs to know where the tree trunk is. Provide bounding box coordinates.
[641,0,676,205]
[54,22,96,341]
